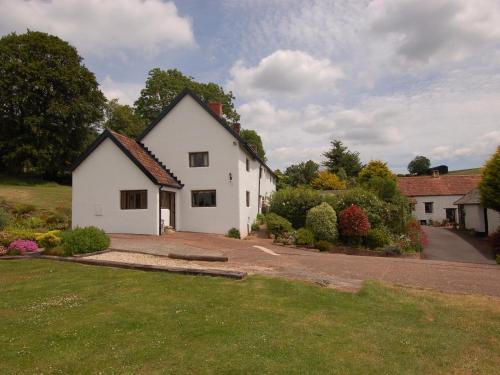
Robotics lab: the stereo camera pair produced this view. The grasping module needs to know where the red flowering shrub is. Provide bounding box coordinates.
[338,205,371,237]
[404,219,428,252]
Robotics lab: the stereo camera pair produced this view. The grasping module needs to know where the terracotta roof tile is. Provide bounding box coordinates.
[397,175,481,197]
[109,130,182,188]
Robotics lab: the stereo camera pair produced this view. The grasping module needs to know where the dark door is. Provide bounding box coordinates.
[445,208,456,223]
[160,191,176,229]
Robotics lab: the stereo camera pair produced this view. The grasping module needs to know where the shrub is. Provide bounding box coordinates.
[383,244,402,255]
[8,239,38,253]
[20,216,45,230]
[35,230,62,249]
[4,227,37,241]
[338,205,371,238]
[0,231,15,246]
[61,226,110,256]
[488,229,500,256]
[256,213,266,225]
[44,212,70,230]
[0,208,10,229]
[295,228,315,247]
[266,213,293,237]
[404,220,428,252]
[227,228,241,239]
[315,240,333,252]
[306,202,338,242]
[12,203,36,216]
[365,228,390,249]
[269,187,322,228]
[311,171,346,190]
[251,222,260,232]
[275,231,296,245]
[327,188,385,228]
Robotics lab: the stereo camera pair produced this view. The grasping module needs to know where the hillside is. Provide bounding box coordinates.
[0,175,71,212]
[447,168,482,175]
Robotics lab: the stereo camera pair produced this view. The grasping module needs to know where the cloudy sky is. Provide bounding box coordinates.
[1,0,500,172]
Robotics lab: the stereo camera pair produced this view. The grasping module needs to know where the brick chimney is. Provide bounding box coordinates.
[208,102,223,118]
[232,122,241,134]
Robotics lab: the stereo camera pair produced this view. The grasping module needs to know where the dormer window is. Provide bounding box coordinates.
[189,152,209,167]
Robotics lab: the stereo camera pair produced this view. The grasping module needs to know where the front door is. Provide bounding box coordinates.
[160,191,176,229]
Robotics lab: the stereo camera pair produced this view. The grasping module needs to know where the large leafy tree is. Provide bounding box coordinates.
[240,129,266,161]
[0,31,106,178]
[311,171,346,190]
[284,160,319,187]
[358,160,394,183]
[407,155,430,175]
[103,99,145,138]
[134,68,239,124]
[479,146,500,211]
[322,140,362,177]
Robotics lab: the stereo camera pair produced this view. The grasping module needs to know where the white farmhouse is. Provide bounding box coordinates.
[397,173,481,225]
[455,188,500,235]
[72,89,276,237]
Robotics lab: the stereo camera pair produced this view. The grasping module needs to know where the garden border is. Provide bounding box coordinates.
[0,254,246,280]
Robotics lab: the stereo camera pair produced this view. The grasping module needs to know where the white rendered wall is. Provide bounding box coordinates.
[238,150,259,236]
[412,195,463,223]
[141,95,240,235]
[463,205,485,232]
[72,138,159,235]
[487,208,500,233]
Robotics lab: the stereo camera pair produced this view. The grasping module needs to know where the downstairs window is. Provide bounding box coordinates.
[120,190,147,209]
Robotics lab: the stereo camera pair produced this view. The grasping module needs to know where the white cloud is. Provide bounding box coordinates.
[0,0,195,56]
[370,0,500,65]
[228,50,343,97]
[100,76,143,106]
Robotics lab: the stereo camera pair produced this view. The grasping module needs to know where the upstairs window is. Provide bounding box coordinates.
[246,158,250,171]
[120,190,147,210]
[189,152,209,167]
[192,190,216,207]
[246,191,250,207]
[424,202,433,213]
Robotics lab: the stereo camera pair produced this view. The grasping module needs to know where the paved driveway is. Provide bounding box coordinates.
[110,232,500,297]
[423,226,495,264]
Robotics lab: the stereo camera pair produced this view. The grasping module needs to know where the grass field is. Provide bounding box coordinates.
[1,260,499,374]
[0,175,71,212]
[447,168,482,175]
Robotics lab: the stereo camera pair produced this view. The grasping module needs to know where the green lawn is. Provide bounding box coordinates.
[1,260,499,374]
[0,175,71,212]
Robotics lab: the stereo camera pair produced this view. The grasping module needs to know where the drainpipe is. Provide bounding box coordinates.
[158,186,162,235]
[258,166,262,214]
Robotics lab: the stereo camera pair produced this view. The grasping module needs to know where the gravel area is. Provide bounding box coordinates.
[85,251,274,274]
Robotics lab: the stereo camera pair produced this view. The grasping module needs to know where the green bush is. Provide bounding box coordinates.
[20,216,45,230]
[275,231,296,245]
[12,203,36,216]
[35,230,62,249]
[0,208,10,230]
[327,188,385,229]
[251,222,260,232]
[61,226,110,256]
[365,228,390,249]
[315,240,333,252]
[306,202,338,242]
[44,211,70,230]
[256,213,266,225]
[266,213,293,237]
[227,228,241,239]
[3,227,37,241]
[269,187,322,228]
[295,228,315,247]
